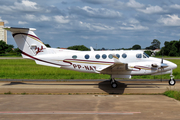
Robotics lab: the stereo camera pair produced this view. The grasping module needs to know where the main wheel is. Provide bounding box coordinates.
[111,82,118,88]
[169,79,176,86]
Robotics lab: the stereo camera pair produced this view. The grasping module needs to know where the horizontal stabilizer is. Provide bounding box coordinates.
[4,27,36,33]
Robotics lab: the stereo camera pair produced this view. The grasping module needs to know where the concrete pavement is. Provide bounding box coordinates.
[0,81,180,119]
[0,95,180,120]
[0,81,179,94]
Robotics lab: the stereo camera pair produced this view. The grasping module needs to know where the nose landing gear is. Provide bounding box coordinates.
[169,75,176,86]
[169,70,176,86]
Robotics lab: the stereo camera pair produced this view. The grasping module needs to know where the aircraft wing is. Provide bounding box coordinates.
[97,63,129,74]
[96,54,131,74]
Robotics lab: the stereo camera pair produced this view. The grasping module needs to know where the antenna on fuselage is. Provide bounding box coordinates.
[90,46,94,51]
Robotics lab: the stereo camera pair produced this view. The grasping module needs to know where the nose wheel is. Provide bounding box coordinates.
[169,70,176,86]
[169,79,176,86]
[110,78,118,88]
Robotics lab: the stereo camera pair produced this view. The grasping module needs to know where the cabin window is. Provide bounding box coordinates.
[122,53,127,58]
[85,54,90,59]
[136,54,142,58]
[95,54,100,59]
[108,54,113,59]
[72,55,77,59]
[116,54,120,58]
[102,54,107,59]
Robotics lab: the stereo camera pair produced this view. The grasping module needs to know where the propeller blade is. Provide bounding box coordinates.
[161,49,164,63]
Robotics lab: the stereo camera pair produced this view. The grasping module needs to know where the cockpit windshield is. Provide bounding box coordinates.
[143,52,149,58]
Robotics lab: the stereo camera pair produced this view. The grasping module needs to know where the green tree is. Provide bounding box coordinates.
[101,47,105,50]
[146,39,161,50]
[151,39,161,49]
[67,45,90,51]
[0,40,7,55]
[14,48,22,56]
[132,44,141,50]
[0,40,14,55]
[160,40,180,56]
[6,44,14,53]
[44,43,51,48]
[169,42,178,56]
[163,41,171,56]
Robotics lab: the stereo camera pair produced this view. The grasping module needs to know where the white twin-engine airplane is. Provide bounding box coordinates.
[4,27,177,88]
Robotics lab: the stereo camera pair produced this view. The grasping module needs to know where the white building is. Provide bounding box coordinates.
[0,22,7,43]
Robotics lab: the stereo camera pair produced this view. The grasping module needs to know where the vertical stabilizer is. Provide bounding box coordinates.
[4,27,47,59]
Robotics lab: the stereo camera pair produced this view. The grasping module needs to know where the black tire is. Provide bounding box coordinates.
[111,82,118,88]
[169,79,176,86]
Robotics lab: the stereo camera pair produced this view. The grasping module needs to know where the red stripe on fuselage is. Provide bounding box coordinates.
[21,51,71,67]
[64,59,114,64]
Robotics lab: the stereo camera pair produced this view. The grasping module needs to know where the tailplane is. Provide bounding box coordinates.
[4,27,47,59]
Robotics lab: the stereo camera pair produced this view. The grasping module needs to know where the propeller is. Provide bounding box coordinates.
[160,50,168,82]
[160,51,168,68]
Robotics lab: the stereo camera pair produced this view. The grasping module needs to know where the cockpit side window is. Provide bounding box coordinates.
[143,52,149,58]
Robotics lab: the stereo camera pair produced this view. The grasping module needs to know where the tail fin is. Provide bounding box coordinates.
[4,27,47,59]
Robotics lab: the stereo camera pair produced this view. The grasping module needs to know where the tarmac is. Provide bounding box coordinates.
[0,95,180,120]
[0,80,180,120]
[0,80,179,94]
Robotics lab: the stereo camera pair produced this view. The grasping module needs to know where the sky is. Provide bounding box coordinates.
[1,0,180,49]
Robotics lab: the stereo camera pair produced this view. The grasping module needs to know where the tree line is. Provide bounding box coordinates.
[161,40,180,56]
[0,40,21,56]
[0,40,51,56]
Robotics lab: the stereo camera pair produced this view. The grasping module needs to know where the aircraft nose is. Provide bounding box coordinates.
[170,62,177,69]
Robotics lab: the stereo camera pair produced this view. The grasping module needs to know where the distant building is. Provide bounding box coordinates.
[0,22,7,43]
[153,49,160,53]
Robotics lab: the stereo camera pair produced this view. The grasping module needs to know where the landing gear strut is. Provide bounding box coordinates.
[110,78,118,88]
[169,70,176,86]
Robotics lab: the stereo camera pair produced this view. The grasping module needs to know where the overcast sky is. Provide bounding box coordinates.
[1,0,180,49]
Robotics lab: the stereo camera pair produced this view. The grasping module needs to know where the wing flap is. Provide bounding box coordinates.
[97,54,132,74]
[97,63,129,73]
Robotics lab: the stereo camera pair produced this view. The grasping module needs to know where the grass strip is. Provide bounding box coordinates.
[0,59,179,79]
[163,90,180,101]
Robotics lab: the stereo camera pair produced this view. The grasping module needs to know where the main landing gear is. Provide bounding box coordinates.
[110,78,118,88]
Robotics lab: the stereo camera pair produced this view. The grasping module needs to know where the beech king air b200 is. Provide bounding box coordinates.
[4,27,177,88]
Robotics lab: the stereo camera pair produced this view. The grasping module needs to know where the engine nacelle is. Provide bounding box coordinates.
[151,63,160,67]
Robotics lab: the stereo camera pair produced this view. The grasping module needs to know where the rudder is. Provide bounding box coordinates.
[4,27,47,59]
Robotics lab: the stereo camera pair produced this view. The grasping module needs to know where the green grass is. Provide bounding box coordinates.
[0,59,179,80]
[164,90,180,101]
[4,91,12,94]
[0,59,109,79]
